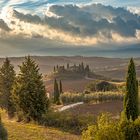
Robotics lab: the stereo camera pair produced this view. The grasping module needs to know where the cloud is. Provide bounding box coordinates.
[0,1,140,57]
[0,19,11,31]
[127,6,140,15]
[45,4,140,37]
[13,10,42,24]
[0,3,140,46]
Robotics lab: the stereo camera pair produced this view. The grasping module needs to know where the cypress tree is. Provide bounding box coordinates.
[54,66,56,73]
[73,64,76,72]
[85,65,90,75]
[56,65,59,71]
[59,80,63,94]
[53,79,60,104]
[123,58,139,121]
[12,56,49,122]
[81,62,84,73]
[0,58,16,118]
[78,64,82,73]
[62,66,65,72]
[0,115,8,140]
[67,63,69,70]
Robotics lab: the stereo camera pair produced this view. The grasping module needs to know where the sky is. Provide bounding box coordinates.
[0,0,140,57]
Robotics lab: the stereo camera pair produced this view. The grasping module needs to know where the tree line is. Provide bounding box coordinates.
[53,62,90,75]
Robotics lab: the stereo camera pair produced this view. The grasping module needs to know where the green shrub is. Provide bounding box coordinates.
[120,118,140,140]
[0,116,8,140]
[61,92,124,104]
[38,111,95,134]
[82,114,140,140]
[82,113,124,140]
[84,92,123,103]
[60,92,84,104]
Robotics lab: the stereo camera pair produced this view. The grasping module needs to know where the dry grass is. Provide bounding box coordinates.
[65,101,123,117]
[46,78,90,93]
[1,111,81,140]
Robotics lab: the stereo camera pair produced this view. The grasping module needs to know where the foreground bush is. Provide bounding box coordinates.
[0,116,8,140]
[60,92,84,104]
[82,114,140,140]
[38,111,95,134]
[61,92,123,104]
[120,118,140,140]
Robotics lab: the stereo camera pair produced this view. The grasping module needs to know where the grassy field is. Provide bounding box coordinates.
[1,111,80,140]
[65,100,123,117]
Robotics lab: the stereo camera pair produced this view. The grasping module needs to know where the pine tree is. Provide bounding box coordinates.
[0,58,16,118]
[59,80,63,94]
[53,79,60,104]
[12,56,49,122]
[0,115,8,140]
[123,58,139,121]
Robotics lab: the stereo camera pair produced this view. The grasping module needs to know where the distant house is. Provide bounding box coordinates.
[57,66,65,73]
[69,65,79,72]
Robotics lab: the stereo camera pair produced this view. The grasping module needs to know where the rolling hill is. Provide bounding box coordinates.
[0,56,139,93]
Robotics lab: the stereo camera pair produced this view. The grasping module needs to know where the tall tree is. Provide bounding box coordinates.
[53,66,56,73]
[53,79,60,104]
[0,58,16,118]
[67,63,69,70]
[123,58,139,121]
[81,62,85,73]
[56,65,59,71]
[0,115,8,140]
[12,56,49,122]
[59,80,63,94]
[85,65,90,75]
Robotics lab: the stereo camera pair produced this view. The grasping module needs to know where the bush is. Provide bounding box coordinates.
[60,92,84,104]
[82,114,140,140]
[82,113,124,140]
[120,118,140,140]
[38,111,95,134]
[84,92,123,103]
[0,116,8,140]
[61,92,124,104]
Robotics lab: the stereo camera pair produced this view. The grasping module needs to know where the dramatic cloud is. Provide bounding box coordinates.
[0,1,140,57]
[0,19,11,31]
[1,4,139,45]
[127,7,140,15]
